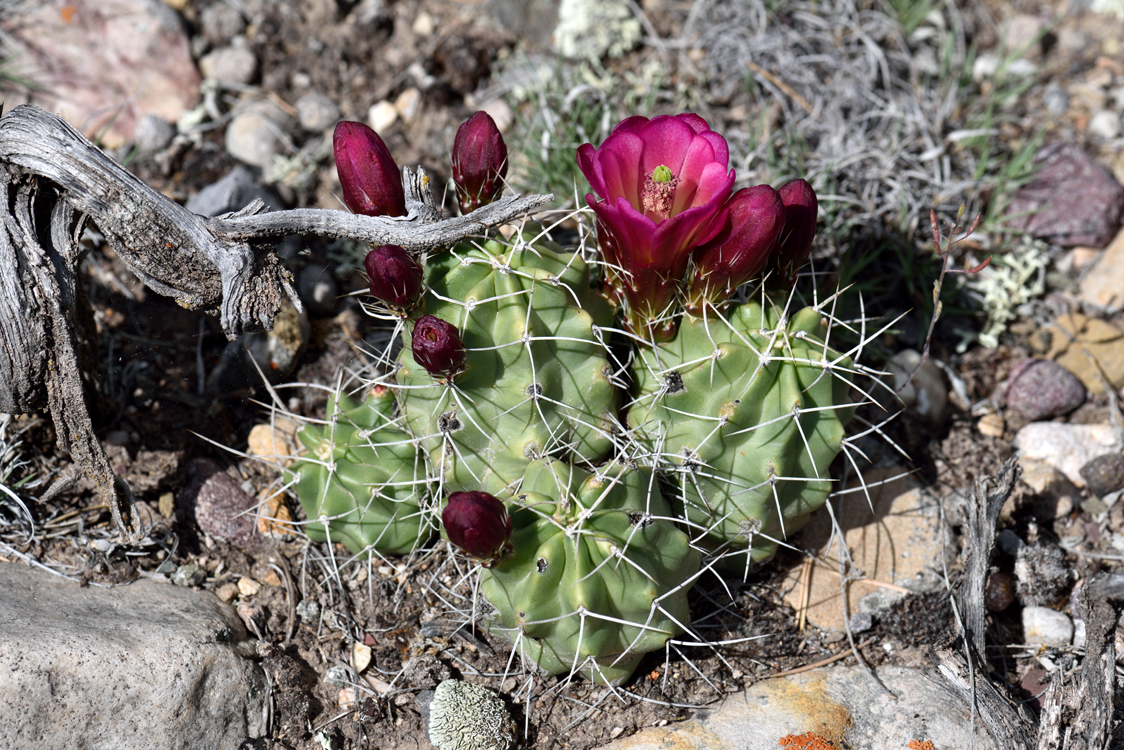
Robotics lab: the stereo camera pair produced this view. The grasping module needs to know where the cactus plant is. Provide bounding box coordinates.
[629,298,855,566]
[477,458,699,686]
[288,386,434,555]
[395,236,618,495]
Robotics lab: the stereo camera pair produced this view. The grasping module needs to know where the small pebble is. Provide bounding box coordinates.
[848,612,874,633]
[199,46,258,86]
[133,114,176,154]
[181,458,259,548]
[1018,669,1051,711]
[172,563,206,587]
[200,2,246,44]
[412,11,435,36]
[238,577,261,597]
[1043,82,1070,114]
[298,263,339,317]
[258,489,295,538]
[295,92,340,132]
[260,570,282,588]
[977,413,1005,437]
[1022,606,1074,647]
[368,100,398,133]
[1079,453,1124,496]
[985,572,1016,612]
[216,582,241,602]
[1005,359,1086,421]
[225,100,290,170]
[394,87,422,123]
[1088,110,1123,141]
[353,642,372,673]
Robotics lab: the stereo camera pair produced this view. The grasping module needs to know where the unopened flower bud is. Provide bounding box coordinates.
[770,179,818,281]
[451,111,508,214]
[333,121,406,218]
[442,491,513,566]
[411,315,466,381]
[364,244,422,313]
[686,185,785,312]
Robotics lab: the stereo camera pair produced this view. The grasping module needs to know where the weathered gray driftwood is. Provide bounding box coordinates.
[0,104,550,541]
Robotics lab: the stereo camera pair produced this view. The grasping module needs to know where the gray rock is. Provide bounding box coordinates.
[1005,358,1086,420]
[0,562,265,750]
[296,91,340,132]
[1001,14,1046,60]
[179,458,259,547]
[1022,606,1074,647]
[225,98,291,170]
[173,562,207,587]
[199,45,258,86]
[1079,452,1124,496]
[1014,422,1124,486]
[186,165,283,216]
[1088,109,1123,142]
[298,263,340,317]
[133,114,176,154]
[1005,142,1124,248]
[1043,82,1070,115]
[200,2,246,45]
[597,666,997,750]
[427,680,515,750]
[886,349,947,426]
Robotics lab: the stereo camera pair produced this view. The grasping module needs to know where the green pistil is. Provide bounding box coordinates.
[652,165,674,183]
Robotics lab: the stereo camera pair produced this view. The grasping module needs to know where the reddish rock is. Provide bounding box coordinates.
[1005,358,1085,421]
[179,458,259,548]
[1005,142,1124,248]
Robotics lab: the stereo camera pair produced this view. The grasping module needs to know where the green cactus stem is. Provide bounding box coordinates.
[479,458,699,686]
[288,386,434,555]
[630,299,855,567]
[396,235,618,495]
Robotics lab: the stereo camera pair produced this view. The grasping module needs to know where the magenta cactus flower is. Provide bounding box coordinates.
[452,111,508,214]
[685,185,786,313]
[769,179,818,282]
[411,315,467,381]
[442,491,513,566]
[333,121,407,218]
[577,113,735,338]
[364,245,423,314]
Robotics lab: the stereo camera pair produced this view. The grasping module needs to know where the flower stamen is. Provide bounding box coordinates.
[642,165,679,218]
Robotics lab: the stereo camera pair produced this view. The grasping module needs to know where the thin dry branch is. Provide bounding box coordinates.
[0,104,550,540]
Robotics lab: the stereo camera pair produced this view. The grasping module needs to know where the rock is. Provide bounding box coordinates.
[133,114,176,154]
[1004,142,1124,248]
[424,680,515,750]
[224,98,291,170]
[199,45,258,86]
[394,87,422,123]
[1015,422,1124,486]
[1043,83,1069,114]
[885,349,947,426]
[597,666,996,750]
[199,2,246,45]
[368,100,398,133]
[1018,462,1080,519]
[1004,358,1086,420]
[1002,14,1046,60]
[412,10,436,36]
[298,263,340,317]
[295,92,340,132]
[172,563,206,587]
[1022,606,1074,647]
[179,458,259,548]
[1089,110,1123,141]
[1018,669,1052,711]
[0,562,265,750]
[0,0,200,149]
[186,165,284,216]
[246,420,299,460]
[782,468,946,630]
[1080,452,1124,496]
[1079,226,1124,309]
[1034,312,1124,392]
[977,413,1005,437]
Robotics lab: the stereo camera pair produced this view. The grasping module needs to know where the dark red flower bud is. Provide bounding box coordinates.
[364,244,423,313]
[770,179,818,281]
[442,491,513,566]
[333,121,406,218]
[685,185,785,312]
[411,315,466,381]
[451,111,508,214]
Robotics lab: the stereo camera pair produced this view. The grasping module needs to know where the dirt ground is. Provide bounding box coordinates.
[3,0,1124,748]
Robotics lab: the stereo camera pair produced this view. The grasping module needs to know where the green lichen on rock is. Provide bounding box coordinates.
[427,679,515,750]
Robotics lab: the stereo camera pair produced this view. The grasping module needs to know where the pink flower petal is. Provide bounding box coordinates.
[637,116,696,178]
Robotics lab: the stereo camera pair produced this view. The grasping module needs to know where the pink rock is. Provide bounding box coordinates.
[1,0,201,148]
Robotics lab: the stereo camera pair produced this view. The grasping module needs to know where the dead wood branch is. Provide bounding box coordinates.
[0,104,550,541]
